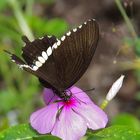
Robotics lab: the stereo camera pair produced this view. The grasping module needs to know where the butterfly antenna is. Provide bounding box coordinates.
[74,87,95,94]
[84,87,95,93]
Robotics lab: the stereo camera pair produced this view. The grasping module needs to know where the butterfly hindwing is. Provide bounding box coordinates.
[22,35,57,66]
[7,35,58,81]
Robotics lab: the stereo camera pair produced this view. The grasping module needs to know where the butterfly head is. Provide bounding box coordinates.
[53,89,72,101]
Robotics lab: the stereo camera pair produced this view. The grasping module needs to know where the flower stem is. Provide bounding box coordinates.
[115,0,137,39]
[100,99,109,110]
[8,0,34,41]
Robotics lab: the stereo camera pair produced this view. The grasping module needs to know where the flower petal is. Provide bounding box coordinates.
[51,107,87,140]
[30,103,58,134]
[69,86,93,104]
[73,102,108,130]
[43,88,59,105]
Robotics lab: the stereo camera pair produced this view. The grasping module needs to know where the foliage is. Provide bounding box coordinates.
[116,0,140,103]
[88,125,140,140]
[111,113,140,131]
[0,0,140,139]
[1,124,140,140]
[0,0,68,128]
[0,124,61,140]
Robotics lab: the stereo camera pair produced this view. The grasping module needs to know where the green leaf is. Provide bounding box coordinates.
[0,0,8,11]
[35,0,55,4]
[123,37,140,57]
[0,118,9,131]
[44,18,68,37]
[33,135,61,140]
[87,135,104,140]
[27,16,68,38]
[134,38,140,56]
[111,113,140,131]
[135,91,140,101]
[0,124,61,140]
[97,125,140,140]
[0,90,18,113]
[123,37,134,47]
[87,125,140,140]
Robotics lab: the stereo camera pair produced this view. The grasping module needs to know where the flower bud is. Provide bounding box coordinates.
[106,75,125,101]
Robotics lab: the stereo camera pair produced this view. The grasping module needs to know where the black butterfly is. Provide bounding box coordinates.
[6,19,99,101]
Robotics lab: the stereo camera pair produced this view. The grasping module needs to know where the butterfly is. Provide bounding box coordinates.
[6,19,99,101]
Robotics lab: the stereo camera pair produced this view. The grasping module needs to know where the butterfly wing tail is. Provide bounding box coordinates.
[4,50,25,65]
[4,50,35,73]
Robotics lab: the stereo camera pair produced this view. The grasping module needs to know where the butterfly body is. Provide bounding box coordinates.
[39,78,70,100]
[6,19,99,101]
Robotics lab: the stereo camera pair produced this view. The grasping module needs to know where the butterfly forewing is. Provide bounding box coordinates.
[50,19,99,91]
[8,19,99,94]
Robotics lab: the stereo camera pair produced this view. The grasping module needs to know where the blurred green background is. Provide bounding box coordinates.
[0,0,140,134]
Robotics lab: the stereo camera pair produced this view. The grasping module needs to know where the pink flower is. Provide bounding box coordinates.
[30,86,108,140]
